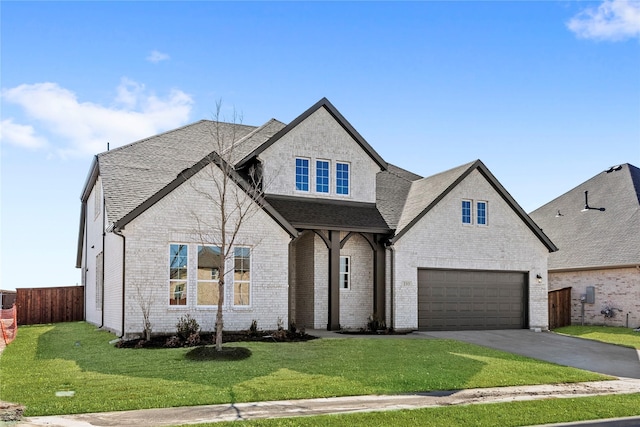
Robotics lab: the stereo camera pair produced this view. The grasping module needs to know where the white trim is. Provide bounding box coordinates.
[168,243,189,307]
[477,200,488,226]
[336,161,350,196]
[340,255,351,290]
[462,199,473,225]
[294,157,310,192]
[233,246,252,307]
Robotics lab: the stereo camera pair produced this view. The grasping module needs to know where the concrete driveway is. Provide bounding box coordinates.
[419,330,640,379]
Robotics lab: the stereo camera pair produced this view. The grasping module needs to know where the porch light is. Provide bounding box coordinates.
[536,274,542,284]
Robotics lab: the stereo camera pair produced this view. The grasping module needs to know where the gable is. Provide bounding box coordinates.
[258,105,385,203]
[391,160,556,252]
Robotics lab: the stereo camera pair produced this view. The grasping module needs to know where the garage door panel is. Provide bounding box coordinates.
[418,269,527,331]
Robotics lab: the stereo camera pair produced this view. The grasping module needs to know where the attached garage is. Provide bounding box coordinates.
[418,269,528,331]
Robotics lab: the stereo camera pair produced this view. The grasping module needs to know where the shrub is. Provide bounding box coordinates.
[367,314,385,332]
[186,332,201,347]
[164,335,182,348]
[176,314,200,341]
[249,319,259,336]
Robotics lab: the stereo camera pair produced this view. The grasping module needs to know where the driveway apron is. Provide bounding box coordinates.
[419,330,640,379]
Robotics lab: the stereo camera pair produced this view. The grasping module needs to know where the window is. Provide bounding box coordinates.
[316,160,329,193]
[96,252,103,310]
[340,256,350,289]
[477,201,487,225]
[336,162,349,195]
[462,200,472,224]
[169,244,188,305]
[295,158,309,191]
[197,245,221,306]
[234,247,251,306]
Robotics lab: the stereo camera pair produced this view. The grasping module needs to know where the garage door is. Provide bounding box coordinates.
[418,269,527,331]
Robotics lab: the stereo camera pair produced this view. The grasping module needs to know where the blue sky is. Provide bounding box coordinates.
[1,1,639,291]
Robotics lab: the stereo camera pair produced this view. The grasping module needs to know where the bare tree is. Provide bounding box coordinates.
[131,282,157,341]
[188,101,266,352]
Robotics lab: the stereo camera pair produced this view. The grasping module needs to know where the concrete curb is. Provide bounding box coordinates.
[16,379,640,427]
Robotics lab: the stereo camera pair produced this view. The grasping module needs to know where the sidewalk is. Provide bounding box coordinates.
[14,378,640,427]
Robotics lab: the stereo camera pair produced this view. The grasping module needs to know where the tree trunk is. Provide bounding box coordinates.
[215,278,224,351]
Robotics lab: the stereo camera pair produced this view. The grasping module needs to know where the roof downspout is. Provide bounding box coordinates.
[82,202,88,322]
[389,244,395,330]
[113,227,126,338]
[100,195,106,328]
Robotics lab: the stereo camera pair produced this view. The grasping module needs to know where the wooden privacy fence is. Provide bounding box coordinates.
[548,287,572,330]
[16,286,84,325]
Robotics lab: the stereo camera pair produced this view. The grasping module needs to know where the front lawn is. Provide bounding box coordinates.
[0,322,607,416]
[555,326,640,349]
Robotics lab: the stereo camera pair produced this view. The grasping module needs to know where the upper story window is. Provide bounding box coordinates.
[316,160,329,193]
[477,201,488,225]
[169,244,188,306]
[462,200,472,224]
[336,162,350,195]
[295,158,309,191]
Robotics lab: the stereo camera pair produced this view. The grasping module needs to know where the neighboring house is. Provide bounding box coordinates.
[0,290,17,309]
[530,164,640,328]
[77,98,556,338]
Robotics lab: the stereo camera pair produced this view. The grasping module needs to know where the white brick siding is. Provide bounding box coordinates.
[549,267,640,328]
[259,108,380,203]
[391,169,550,330]
[340,232,374,329]
[118,164,291,337]
[83,179,104,327]
[102,231,123,334]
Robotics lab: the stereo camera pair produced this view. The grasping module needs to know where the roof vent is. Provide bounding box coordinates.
[581,190,605,212]
[605,165,623,173]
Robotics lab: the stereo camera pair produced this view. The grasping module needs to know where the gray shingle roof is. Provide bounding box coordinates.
[529,164,640,270]
[396,161,476,234]
[224,119,286,165]
[96,120,257,224]
[376,164,423,229]
[265,195,391,233]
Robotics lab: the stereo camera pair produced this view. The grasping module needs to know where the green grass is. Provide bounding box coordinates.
[0,322,607,416]
[555,325,640,349]
[188,394,640,427]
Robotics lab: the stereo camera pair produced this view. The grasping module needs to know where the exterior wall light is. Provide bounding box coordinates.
[536,274,543,284]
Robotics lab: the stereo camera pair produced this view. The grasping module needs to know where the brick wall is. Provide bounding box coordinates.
[339,232,374,329]
[259,108,380,203]
[549,267,640,328]
[120,164,291,338]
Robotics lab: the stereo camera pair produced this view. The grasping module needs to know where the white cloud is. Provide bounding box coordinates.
[2,80,193,156]
[0,118,48,149]
[146,50,170,63]
[567,0,640,41]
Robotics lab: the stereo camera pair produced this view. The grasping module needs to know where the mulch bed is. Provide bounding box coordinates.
[116,329,317,349]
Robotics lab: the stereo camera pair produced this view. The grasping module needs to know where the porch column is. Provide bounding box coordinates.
[328,230,341,330]
[373,236,386,321]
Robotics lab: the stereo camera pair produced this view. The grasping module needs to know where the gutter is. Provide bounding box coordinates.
[113,227,126,338]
